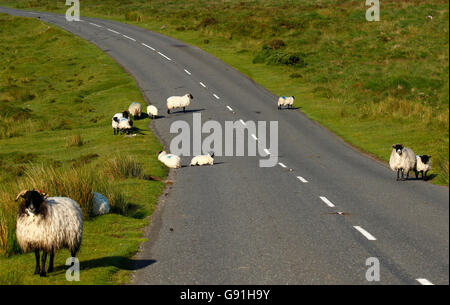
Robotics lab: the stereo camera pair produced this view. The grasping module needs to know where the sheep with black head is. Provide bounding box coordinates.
[15,190,83,277]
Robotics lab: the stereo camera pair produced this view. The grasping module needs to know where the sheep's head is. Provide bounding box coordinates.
[392,144,404,155]
[157,150,163,156]
[122,110,130,119]
[15,190,46,215]
[419,155,431,164]
[188,93,194,99]
[113,117,119,123]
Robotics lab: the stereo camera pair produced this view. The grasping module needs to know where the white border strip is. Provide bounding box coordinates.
[142,43,155,51]
[89,22,102,28]
[123,35,136,42]
[107,28,120,34]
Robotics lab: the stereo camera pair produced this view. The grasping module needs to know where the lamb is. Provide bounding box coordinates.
[129,102,142,119]
[190,153,215,166]
[147,105,158,119]
[157,150,181,169]
[15,190,83,277]
[389,144,417,181]
[277,96,295,109]
[415,155,431,180]
[167,93,193,114]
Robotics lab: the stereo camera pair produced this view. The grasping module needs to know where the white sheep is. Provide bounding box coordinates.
[157,150,181,169]
[167,93,193,114]
[112,111,130,135]
[118,117,133,135]
[415,155,431,180]
[15,190,83,277]
[129,102,142,119]
[92,192,110,216]
[147,105,158,119]
[277,96,295,109]
[190,153,215,166]
[389,144,416,181]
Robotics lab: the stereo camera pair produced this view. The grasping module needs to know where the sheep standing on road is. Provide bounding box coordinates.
[157,150,181,169]
[167,94,193,114]
[278,96,295,109]
[190,153,215,166]
[389,144,416,181]
[147,105,158,119]
[129,102,142,119]
[415,155,431,180]
[15,190,83,277]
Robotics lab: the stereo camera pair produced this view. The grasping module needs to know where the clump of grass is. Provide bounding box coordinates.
[253,46,307,67]
[66,134,83,147]
[0,189,20,257]
[105,155,144,179]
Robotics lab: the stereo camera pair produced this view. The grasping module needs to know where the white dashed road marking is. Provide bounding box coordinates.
[226,106,233,112]
[184,69,192,75]
[89,22,102,27]
[199,82,207,88]
[158,52,172,61]
[107,28,120,34]
[264,149,271,155]
[213,94,220,100]
[123,35,136,42]
[240,119,246,126]
[278,162,287,168]
[142,43,155,51]
[353,226,377,241]
[320,196,335,207]
[297,176,308,183]
[416,278,434,285]
[251,134,258,141]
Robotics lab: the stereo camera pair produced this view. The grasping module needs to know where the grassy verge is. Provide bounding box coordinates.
[0,13,168,284]
[1,0,447,185]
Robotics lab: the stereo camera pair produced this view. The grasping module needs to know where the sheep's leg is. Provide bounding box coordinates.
[34,250,40,275]
[183,107,186,113]
[396,169,400,181]
[406,169,410,180]
[48,250,55,273]
[401,169,405,181]
[415,170,419,179]
[167,109,170,114]
[40,251,47,277]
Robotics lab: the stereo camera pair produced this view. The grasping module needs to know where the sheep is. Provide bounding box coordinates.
[277,96,295,110]
[190,153,215,166]
[389,144,416,181]
[147,105,158,119]
[118,117,133,135]
[167,93,193,114]
[157,150,181,169]
[15,190,83,277]
[112,111,130,135]
[129,102,142,119]
[415,155,431,180]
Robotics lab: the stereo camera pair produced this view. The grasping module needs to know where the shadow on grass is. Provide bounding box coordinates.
[52,257,156,273]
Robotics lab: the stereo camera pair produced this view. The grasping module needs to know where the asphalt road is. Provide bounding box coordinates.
[1,7,448,285]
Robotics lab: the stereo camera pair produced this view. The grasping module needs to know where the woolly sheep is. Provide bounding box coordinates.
[118,117,133,135]
[147,105,158,119]
[129,102,142,119]
[157,150,181,169]
[190,153,215,166]
[15,190,83,277]
[277,96,295,109]
[166,93,193,114]
[389,144,416,181]
[415,155,431,180]
[92,192,110,216]
[112,111,130,135]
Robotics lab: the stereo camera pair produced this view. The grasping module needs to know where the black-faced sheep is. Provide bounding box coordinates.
[389,144,416,181]
[167,94,193,114]
[15,190,83,277]
[278,96,295,109]
[415,155,431,180]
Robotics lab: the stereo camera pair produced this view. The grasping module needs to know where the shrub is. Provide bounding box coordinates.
[105,155,143,179]
[198,17,217,28]
[267,39,286,50]
[253,46,307,67]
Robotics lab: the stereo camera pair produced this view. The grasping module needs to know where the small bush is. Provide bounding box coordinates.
[105,155,143,179]
[267,39,286,50]
[198,17,217,28]
[253,46,307,67]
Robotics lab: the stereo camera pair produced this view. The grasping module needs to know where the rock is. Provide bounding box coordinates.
[92,192,110,216]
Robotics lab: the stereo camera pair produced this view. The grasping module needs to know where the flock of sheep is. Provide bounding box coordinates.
[13,93,432,277]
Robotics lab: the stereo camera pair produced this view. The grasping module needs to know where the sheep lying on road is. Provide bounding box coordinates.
[15,190,83,277]
[278,96,295,109]
[147,105,158,119]
[167,94,193,114]
[415,155,431,180]
[190,153,215,166]
[158,150,181,168]
[389,144,416,181]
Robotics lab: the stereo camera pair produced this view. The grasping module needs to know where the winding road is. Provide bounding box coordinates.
[1,7,448,285]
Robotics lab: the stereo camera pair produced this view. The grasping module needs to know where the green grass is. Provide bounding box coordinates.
[1,0,446,184]
[0,14,168,284]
